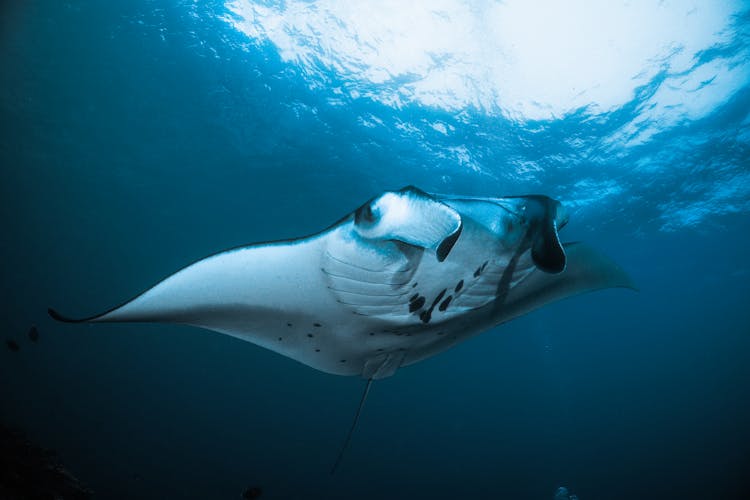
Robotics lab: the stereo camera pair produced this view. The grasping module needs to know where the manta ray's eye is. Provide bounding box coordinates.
[355,203,377,225]
[363,205,374,221]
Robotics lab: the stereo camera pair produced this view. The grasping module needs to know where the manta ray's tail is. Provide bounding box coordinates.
[331,378,373,475]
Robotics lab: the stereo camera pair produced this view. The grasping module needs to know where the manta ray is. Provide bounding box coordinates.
[49,186,634,471]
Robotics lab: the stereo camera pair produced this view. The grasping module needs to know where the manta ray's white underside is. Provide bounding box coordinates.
[50,187,634,379]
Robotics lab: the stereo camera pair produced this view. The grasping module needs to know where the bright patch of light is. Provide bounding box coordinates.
[224,0,744,122]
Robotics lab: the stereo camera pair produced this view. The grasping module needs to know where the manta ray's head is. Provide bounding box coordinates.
[352,187,463,262]
[496,195,569,274]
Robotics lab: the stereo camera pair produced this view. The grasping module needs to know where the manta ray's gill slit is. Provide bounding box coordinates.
[329,287,411,298]
[324,252,416,278]
[322,268,411,287]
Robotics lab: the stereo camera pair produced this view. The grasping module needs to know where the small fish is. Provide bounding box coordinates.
[241,486,262,499]
[28,325,39,342]
[5,339,20,352]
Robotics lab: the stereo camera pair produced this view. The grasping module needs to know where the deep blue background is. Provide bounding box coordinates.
[2,2,749,499]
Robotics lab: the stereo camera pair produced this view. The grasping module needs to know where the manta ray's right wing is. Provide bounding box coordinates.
[497,241,637,324]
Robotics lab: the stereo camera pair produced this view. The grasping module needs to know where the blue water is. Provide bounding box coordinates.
[2,1,749,499]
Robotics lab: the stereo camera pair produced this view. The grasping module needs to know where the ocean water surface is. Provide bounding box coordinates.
[1,1,749,499]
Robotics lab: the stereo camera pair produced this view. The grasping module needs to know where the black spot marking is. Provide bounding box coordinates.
[398,347,406,351]
[369,332,375,336]
[307,333,314,338]
[431,289,447,308]
[315,348,320,352]
[287,323,292,327]
[377,348,384,351]
[439,295,452,311]
[474,266,482,278]
[313,323,322,327]
[409,293,419,302]
[340,359,347,363]
[455,280,464,293]
[412,282,418,288]
[409,295,425,312]
[278,337,283,341]
[420,309,432,323]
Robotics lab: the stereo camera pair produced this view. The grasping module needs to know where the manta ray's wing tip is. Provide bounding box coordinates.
[48,308,86,323]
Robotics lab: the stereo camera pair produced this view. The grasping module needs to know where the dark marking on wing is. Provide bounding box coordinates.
[409,296,425,312]
[418,288,449,323]
[307,333,314,338]
[431,289,447,308]
[420,309,432,323]
[439,296,452,311]
[313,323,322,327]
[455,280,464,293]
